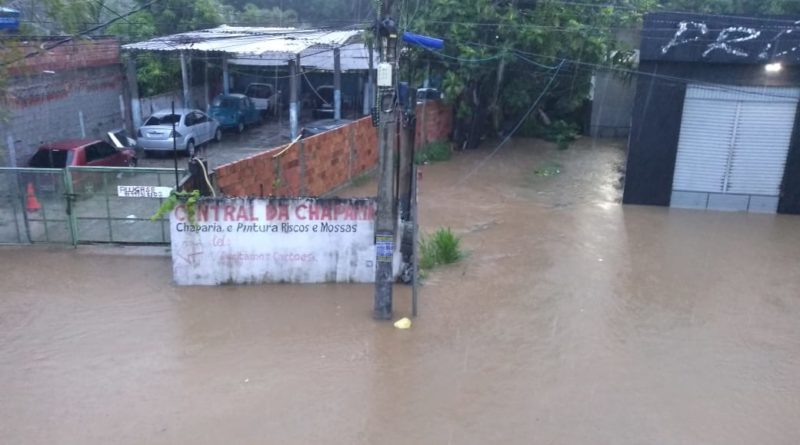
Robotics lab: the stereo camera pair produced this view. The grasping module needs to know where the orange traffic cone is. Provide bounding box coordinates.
[26,182,41,212]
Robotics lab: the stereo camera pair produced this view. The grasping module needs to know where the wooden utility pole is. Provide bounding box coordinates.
[373,2,398,320]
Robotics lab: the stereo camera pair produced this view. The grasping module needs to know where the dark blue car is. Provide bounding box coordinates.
[208,94,261,133]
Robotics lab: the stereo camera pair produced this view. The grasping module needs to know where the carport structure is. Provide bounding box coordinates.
[123,26,375,139]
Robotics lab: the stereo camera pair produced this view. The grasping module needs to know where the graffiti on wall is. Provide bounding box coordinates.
[660,20,800,60]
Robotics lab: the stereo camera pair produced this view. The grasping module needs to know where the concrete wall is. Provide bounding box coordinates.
[590,69,636,138]
[170,197,382,284]
[0,38,126,167]
[215,101,452,197]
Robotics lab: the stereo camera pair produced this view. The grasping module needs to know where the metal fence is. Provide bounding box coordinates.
[0,166,184,245]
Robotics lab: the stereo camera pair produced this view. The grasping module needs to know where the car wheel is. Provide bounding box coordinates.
[186,140,196,157]
[129,157,138,167]
[214,128,222,142]
[237,121,245,134]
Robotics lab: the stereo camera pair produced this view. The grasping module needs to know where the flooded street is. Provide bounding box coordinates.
[3,137,800,444]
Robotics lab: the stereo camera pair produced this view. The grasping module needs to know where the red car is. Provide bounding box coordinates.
[28,138,137,168]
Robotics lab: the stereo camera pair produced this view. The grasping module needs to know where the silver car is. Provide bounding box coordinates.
[137,108,221,156]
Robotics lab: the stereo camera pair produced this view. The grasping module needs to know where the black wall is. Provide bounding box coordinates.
[623,61,800,214]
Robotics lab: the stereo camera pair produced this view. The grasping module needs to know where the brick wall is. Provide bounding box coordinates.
[215,100,451,198]
[415,99,452,148]
[0,38,125,167]
[216,117,379,197]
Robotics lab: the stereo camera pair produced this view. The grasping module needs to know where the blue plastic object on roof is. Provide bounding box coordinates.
[402,32,444,50]
[0,7,20,32]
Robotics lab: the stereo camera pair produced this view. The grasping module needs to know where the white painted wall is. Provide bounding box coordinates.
[171,197,398,285]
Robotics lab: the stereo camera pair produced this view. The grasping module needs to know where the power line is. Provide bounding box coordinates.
[456,59,566,185]
[2,0,163,67]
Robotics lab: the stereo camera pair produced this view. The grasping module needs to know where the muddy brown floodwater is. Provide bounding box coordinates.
[3,138,800,444]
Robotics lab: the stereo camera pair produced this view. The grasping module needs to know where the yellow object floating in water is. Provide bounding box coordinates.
[394,317,412,329]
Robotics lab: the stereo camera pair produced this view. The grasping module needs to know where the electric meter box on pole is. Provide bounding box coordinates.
[377,62,393,87]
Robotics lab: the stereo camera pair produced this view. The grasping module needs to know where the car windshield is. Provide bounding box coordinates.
[144,114,181,126]
[246,85,272,98]
[212,97,238,108]
[29,149,69,168]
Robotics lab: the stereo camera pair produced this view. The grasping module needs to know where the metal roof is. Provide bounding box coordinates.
[228,43,375,71]
[122,25,362,60]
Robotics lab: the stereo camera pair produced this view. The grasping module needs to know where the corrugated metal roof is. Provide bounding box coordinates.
[122,26,362,59]
[228,43,375,71]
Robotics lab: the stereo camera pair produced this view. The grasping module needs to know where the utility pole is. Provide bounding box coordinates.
[373,2,398,320]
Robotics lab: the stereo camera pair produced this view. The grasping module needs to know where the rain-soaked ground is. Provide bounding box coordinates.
[3,137,800,444]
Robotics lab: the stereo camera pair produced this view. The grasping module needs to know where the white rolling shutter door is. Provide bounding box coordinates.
[727,101,796,196]
[672,85,800,211]
[673,98,737,193]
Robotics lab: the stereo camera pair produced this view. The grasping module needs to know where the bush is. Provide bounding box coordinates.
[419,227,463,270]
[414,141,452,165]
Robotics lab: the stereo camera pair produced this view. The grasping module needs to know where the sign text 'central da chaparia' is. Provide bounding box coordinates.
[170,197,383,285]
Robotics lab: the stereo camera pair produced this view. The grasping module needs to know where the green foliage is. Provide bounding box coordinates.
[407,0,653,136]
[239,4,298,26]
[133,53,182,97]
[414,141,452,165]
[151,190,201,223]
[419,228,463,271]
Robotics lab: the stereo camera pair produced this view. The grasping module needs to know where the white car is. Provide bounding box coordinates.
[245,83,278,116]
[137,108,221,157]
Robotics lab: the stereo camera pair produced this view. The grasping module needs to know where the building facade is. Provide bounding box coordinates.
[623,13,800,214]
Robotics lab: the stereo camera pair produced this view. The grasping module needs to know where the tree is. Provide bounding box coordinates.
[406,0,652,148]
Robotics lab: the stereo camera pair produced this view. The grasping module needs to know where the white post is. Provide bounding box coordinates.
[222,57,230,94]
[333,47,342,120]
[6,134,17,167]
[79,111,86,137]
[125,56,142,130]
[180,51,191,108]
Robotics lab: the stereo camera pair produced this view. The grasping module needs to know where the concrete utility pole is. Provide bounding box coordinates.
[373,3,399,320]
[398,87,416,220]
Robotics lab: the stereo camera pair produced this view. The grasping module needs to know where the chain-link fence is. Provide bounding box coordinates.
[0,168,73,244]
[0,166,185,245]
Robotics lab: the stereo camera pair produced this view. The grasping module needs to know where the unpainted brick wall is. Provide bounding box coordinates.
[414,99,452,148]
[0,38,125,167]
[215,116,380,197]
[215,101,451,198]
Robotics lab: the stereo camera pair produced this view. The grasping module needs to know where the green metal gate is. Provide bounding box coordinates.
[0,166,184,245]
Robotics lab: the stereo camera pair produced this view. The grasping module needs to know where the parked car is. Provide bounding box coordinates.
[312,85,335,119]
[244,83,278,116]
[28,138,137,168]
[208,94,261,133]
[136,108,220,157]
[27,137,137,193]
[301,119,352,138]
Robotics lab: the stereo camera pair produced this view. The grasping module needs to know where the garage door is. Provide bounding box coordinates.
[671,85,800,213]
